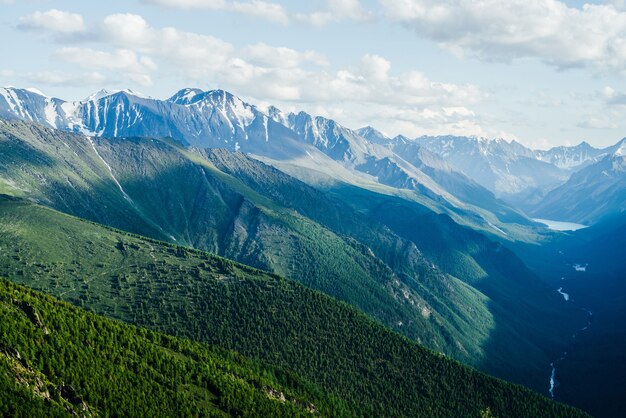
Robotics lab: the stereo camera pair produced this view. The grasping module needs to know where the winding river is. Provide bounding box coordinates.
[548,275,593,399]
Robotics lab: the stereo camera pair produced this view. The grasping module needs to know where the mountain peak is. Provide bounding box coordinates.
[167,88,203,105]
[356,126,390,144]
[266,105,289,125]
[189,89,247,109]
[614,139,626,157]
[24,87,48,97]
[84,88,145,102]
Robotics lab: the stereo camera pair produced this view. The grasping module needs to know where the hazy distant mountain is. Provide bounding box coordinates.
[390,138,532,224]
[356,125,392,144]
[534,141,605,170]
[411,135,568,200]
[0,85,593,231]
[532,140,626,224]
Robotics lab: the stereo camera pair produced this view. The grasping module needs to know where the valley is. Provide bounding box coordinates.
[510,215,626,417]
[0,196,587,417]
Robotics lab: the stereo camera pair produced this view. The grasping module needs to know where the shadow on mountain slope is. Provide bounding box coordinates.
[325,183,587,393]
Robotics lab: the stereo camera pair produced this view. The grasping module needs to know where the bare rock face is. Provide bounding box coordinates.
[13,299,49,334]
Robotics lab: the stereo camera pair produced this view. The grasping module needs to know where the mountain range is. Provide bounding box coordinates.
[2,86,624,226]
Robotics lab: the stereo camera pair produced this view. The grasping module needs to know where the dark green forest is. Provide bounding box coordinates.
[0,278,343,417]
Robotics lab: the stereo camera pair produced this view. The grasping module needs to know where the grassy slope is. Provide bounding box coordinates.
[0,278,344,418]
[0,196,587,418]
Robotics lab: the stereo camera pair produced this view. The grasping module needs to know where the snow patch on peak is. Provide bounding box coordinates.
[168,88,203,105]
[25,87,48,97]
[266,105,289,126]
[614,141,626,157]
[357,126,390,144]
[43,99,59,129]
[84,88,146,102]
[84,89,118,102]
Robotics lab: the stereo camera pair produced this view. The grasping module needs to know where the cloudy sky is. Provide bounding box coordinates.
[3,0,626,148]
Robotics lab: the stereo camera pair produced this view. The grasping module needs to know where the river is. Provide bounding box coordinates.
[548,276,593,399]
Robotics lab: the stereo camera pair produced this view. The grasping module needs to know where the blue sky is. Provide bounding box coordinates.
[2,0,626,148]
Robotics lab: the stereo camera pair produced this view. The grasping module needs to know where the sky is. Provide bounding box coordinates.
[2,0,626,149]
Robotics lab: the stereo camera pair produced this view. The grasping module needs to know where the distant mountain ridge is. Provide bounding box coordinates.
[2,85,624,227]
[0,86,534,236]
[531,140,626,223]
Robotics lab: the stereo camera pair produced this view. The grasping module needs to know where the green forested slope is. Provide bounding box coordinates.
[326,185,587,387]
[0,196,587,417]
[0,278,343,417]
[204,149,584,391]
[0,119,496,370]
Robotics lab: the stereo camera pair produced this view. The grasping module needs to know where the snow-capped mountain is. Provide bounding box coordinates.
[406,132,626,211]
[0,86,327,161]
[267,107,393,165]
[390,138,532,224]
[411,134,568,200]
[0,87,70,129]
[0,86,533,235]
[264,103,533,226]
[532,139,626,224]
[534,141,605,170]
[78,88,275,148]
[356,126,391,145]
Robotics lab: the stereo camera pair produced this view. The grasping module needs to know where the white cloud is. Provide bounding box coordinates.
[299,0,372,25]
[379,0,626,72]
[98,14,484,132]
[602,85,626,105]
[101,13,233,76]
[147,0,370,25]
[18,9,85,34]
[243,43,328,68]
[54,47,155,86]
[147,0,226,7]
[145,0,289,23]
[21,71,108,87]
[606,0,626,10]
[24,11,485,137]
[359,54,391,82]
[577,117,617,129]
[230,1,290,23]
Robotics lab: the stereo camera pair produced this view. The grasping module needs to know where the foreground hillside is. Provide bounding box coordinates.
[0,279,342,417]
[0,196,586,417]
